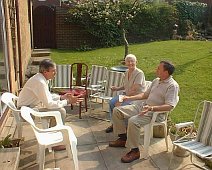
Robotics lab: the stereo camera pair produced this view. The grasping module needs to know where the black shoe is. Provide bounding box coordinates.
[105,125,113,133]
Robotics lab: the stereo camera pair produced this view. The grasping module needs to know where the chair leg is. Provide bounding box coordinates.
[190,154,209,170]
[17,123,22,139]
[85,95,88,112]
[79,102,82,119]
[163,124,168,151]
[71,142,79,170]
[37,145,45,170]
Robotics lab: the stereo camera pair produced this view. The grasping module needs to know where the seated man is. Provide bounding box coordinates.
[18,59,83,127]
[109,61,179,163]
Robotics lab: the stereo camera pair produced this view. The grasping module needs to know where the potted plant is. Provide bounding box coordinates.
[0,134,21,169]
[168,121,197,157]
[0,134,21,148]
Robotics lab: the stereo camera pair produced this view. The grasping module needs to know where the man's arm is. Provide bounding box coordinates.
[140,104,173,115]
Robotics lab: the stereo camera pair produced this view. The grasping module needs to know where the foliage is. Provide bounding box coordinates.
[174,0,208,36]
[129,3,177,42]
[0,134,20,148]
[67,0,141,48]
[168,121,197,138]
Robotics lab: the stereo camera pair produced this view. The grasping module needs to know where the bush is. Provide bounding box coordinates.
[174,0,208,36]
[128,3,177,42]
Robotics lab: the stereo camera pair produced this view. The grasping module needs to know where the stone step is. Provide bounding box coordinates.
[31,49,51,57]
[31,56,51,65]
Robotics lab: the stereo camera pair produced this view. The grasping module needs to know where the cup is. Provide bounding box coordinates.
[119,95,124,102]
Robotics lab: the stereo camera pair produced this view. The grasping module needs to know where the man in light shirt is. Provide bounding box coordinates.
[18,59,83,126]
[108,61,179,163]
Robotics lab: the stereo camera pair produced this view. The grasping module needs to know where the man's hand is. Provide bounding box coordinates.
[66,93,84,104]
[139,105,152,116]
[111,86,118,91]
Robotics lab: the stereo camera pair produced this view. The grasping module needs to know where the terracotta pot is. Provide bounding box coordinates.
[169,131,189,157]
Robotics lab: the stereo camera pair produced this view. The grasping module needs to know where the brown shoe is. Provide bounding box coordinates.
[52,145,66,151]
[105,125,113,133]
[109,138,126,147]
[121,150,140,163]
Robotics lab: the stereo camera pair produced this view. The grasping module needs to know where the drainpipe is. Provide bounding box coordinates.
[15,0,22,88]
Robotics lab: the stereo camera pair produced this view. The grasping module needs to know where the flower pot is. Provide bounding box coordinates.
[169,130,190,157]
[153,125,165,138]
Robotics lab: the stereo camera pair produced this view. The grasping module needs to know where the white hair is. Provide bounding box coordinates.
[125,54,137,62]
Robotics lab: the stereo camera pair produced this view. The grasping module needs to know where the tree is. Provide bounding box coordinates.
[66,0,142,59]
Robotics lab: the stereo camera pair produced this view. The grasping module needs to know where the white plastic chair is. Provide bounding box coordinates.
[169,100,212,170]
[20,106,79,170]
[143,96,179,159]
[143,111,170,158]
[1,92,23,138]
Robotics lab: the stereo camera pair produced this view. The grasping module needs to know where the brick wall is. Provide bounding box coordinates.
[56,7,98,49]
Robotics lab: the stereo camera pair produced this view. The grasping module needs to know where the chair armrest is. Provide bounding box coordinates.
[151,111,169,123]
[38,125,77,144]
[32,110,63,125]
[90,85,102,88]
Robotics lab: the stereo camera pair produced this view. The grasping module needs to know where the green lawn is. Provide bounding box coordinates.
[51,40,212,124]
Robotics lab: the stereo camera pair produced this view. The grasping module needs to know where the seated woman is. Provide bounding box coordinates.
[105,54,146,133]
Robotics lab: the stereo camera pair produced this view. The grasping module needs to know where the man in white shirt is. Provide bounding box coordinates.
[18,59,82,126]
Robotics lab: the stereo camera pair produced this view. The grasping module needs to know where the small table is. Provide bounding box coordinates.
[111,66,128,72]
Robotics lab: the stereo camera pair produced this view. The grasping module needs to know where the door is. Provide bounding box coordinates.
[33,6,56,48]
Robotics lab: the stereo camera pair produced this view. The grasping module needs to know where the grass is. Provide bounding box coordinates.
[51,40,212,124]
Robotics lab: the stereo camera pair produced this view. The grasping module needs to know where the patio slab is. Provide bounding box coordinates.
[1,102,205,170]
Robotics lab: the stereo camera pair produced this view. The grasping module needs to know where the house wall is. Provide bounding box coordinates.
[3,0,18,93]
[0,0,32,130]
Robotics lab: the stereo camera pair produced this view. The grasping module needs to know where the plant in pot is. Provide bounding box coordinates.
[0,134,21,148]
[0,134,21,169]
[168,121,197,157]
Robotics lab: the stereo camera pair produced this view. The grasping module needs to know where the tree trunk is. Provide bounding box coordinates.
[123,28,129,59]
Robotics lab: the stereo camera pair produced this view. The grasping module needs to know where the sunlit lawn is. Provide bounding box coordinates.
[51,40,212,124]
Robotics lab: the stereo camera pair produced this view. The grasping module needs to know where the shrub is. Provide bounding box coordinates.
[128,3,178,42]
[174,0,208,36]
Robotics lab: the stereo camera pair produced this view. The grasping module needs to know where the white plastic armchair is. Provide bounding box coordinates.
[143,96,179,159]
[143,110,170,158]
[20,106,79,170]
[169,100,212,170]
[1,92,23,138]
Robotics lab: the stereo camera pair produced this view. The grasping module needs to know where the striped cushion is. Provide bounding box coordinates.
[103,70,124,98]
[89,65,107,86]
[174,140,212,158]
[196,101,212,146]
[53,65,71,88]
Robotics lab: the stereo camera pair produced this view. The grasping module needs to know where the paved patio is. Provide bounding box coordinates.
[3,101,206,170]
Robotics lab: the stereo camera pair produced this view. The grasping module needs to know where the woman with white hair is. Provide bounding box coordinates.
[106,54,146,133]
